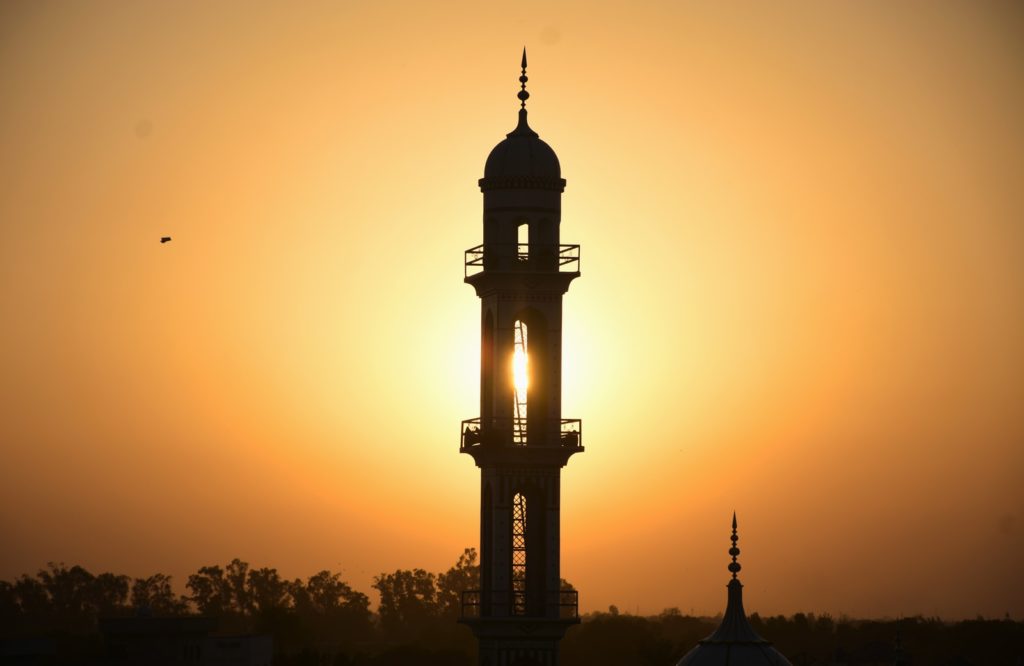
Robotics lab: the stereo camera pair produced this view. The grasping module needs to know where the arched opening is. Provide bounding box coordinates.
[511,309,548,446]
[517,222,529,262]
[512,320,528,445]
[509,487,548,617]
[481,310,494,425]
[511,491,527,615]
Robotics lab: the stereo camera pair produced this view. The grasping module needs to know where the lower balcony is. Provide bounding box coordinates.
[460,589,579,620]
[460,417,582,451]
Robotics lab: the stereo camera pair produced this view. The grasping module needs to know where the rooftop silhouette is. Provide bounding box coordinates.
[676,514,794,666]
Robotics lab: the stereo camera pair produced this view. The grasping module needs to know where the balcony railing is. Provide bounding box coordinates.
[461,417,582,450]
[460,589,578,620]
[464,243,580,278]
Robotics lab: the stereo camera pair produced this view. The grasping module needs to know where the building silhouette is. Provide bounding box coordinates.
[458,50,583,666]
[99,616,272,666]
[676,514,793,666]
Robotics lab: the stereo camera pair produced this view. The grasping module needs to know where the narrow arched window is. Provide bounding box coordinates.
[511,491,527,615]
[517,223,529,262]
[482,311,494,424]
[512,320,528,445]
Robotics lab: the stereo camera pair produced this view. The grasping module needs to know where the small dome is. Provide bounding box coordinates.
[676,515,794,666]
[675,581,793,666]
[484,110,561,180]
[677,640,793,666]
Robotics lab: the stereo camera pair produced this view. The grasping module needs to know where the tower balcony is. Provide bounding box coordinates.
[461,417,582,451]
[459,588,579,620]
[464,243,580,278]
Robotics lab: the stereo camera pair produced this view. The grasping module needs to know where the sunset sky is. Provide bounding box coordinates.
[1,1,1022,620]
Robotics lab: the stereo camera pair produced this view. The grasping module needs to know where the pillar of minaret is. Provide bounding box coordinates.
[458,51,582,666]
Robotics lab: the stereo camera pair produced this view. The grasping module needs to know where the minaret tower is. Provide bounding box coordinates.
[459,50,583,666]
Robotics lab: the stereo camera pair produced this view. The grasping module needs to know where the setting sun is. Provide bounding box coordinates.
[513,329,530,395]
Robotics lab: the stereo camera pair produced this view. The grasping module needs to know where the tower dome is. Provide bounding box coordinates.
[479,48,566,192]
[482,112,562,181]
[677,514,794,666]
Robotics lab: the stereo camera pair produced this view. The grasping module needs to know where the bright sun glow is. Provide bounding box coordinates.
[513,349,529,394]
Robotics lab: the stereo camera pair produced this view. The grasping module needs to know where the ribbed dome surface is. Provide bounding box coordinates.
[677,642,793,666]
[675,581,793,666]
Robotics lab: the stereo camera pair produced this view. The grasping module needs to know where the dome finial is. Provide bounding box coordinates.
[728,511,742,580]
[518,47,530,109]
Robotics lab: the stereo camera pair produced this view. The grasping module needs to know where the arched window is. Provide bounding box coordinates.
[482,311,494,423]
[512,320,528,445]
[517,222,529,262]
[511,491,527,615]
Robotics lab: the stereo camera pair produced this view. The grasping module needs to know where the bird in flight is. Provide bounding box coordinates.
[160,236,172,244]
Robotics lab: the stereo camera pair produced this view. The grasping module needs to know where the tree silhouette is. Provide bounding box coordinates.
[186,564,230,616]
[186,558,255,618]
[248,567,290,614]
[373,568,438,640]
[184,558,375,651]
[91,572,130,615]
[225,558,251,615]
[34,563,129,632]
[13,574,50,618]
[561,611,673,666]
[436,548,479,620]
[371,550,483,656]
[289,569,372,647]
[37,563,93,625]
[130,573,188,615]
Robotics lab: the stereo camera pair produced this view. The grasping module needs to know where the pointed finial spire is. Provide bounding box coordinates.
[728,511,742,580]
[518,47,530,109]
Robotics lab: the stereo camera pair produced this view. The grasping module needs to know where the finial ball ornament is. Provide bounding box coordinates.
[480,50,564,185]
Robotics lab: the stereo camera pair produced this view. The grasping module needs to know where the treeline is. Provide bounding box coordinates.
[1,550,1021,665]
[0,549,481,664]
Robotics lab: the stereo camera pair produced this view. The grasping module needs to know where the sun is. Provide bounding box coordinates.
[513,347,529,394]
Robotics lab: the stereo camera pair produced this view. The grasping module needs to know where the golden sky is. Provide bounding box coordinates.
[1,1,1022,619]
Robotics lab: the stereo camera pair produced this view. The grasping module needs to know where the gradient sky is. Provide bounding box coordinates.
[1,1,1022,620]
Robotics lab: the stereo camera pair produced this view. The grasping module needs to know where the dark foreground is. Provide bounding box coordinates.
[2,557,1019,665]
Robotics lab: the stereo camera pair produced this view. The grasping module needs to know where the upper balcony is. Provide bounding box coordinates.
[464,243,580,279]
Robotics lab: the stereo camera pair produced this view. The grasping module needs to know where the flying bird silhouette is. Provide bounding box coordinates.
[160,236,172,244]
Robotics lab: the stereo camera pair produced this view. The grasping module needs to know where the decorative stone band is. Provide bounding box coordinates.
[479,176,567,192]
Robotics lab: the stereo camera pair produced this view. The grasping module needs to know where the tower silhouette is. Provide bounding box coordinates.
[458,50,583,666]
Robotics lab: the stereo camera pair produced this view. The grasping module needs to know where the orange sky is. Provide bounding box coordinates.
[1,1,1022,620]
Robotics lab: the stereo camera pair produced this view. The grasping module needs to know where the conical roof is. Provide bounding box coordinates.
[676,514,793,666]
